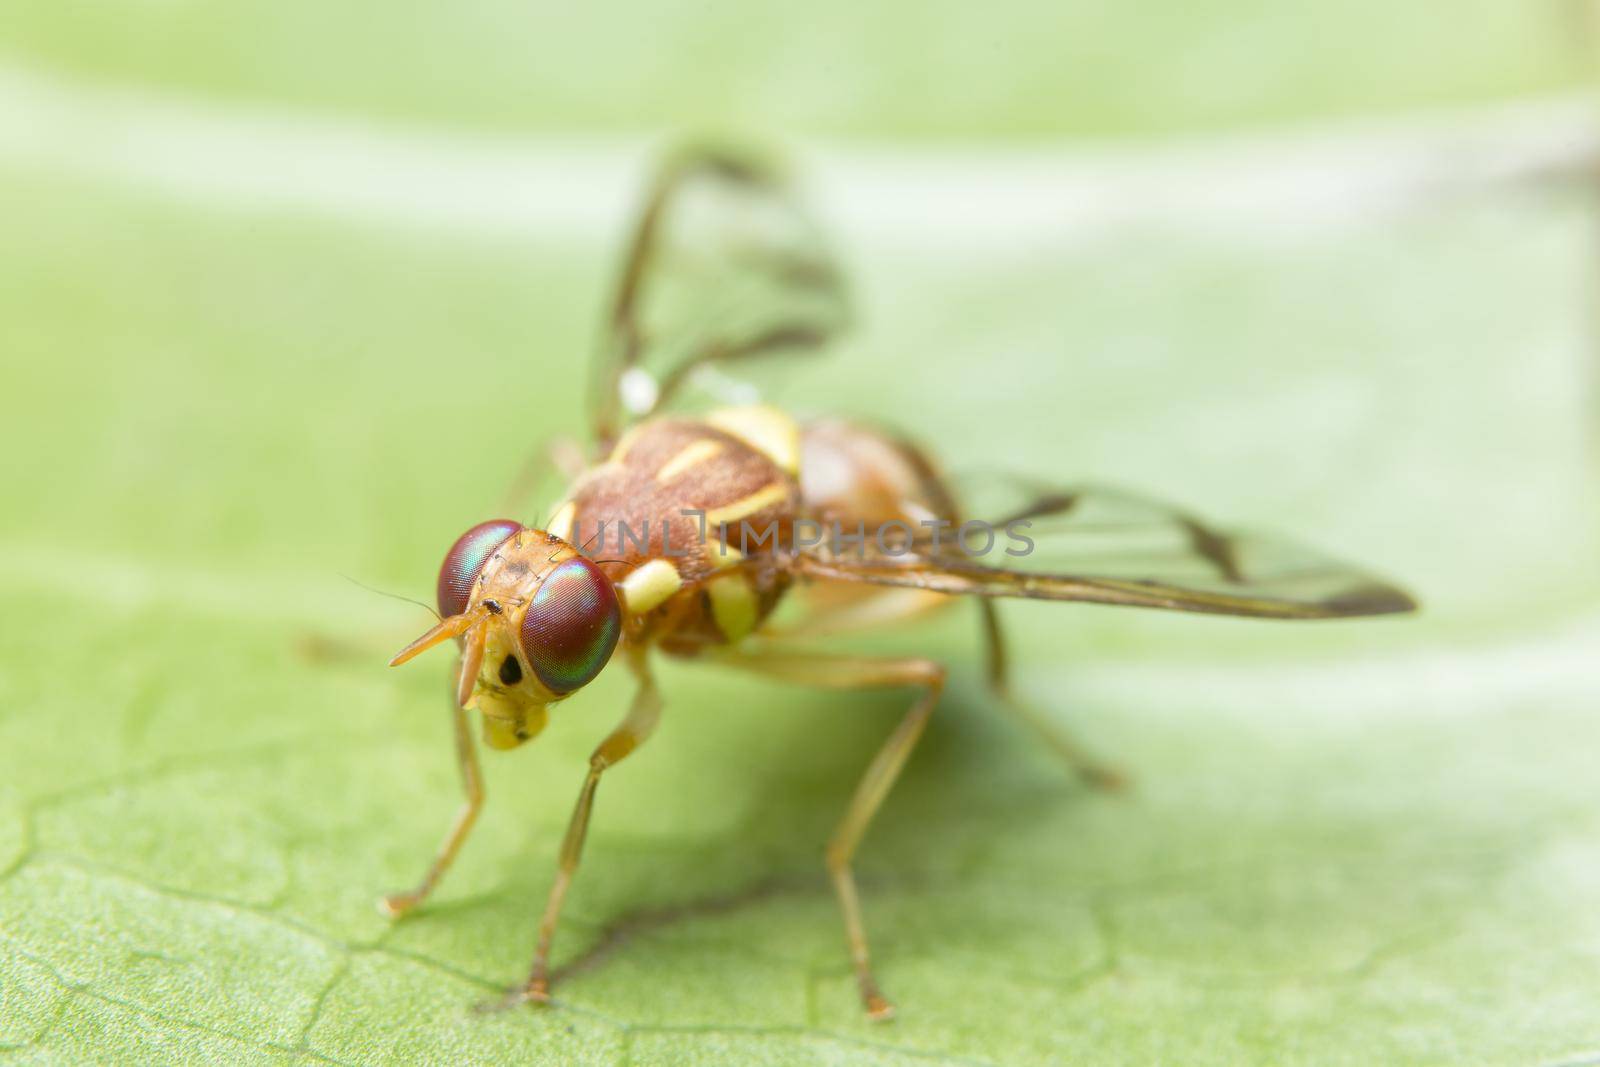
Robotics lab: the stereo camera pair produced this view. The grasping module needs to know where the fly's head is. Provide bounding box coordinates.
[390,520,623,750]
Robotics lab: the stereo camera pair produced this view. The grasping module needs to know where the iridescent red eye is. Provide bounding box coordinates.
[437,519,522,618]
[518,557,621,695]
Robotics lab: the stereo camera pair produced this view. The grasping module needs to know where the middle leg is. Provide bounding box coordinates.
[708,645,945,1021]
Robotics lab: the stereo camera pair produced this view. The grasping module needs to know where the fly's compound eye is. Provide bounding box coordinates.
[518,557,622,695]
[437,519,522,618]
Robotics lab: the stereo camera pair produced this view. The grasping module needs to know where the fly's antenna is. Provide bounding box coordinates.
[341,574,440,620]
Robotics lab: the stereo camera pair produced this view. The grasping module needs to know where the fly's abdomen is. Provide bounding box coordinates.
[798,418,960,532]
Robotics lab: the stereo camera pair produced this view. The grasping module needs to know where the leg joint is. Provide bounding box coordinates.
[902,658,946,693]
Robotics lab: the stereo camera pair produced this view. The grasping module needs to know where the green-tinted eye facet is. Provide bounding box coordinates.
[437,519,522,618]
[518,557,621,694]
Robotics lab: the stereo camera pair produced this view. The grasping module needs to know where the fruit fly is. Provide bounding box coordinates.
[379,147,1416,1020]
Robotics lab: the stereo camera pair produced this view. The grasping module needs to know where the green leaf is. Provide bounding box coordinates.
[4,53,1600,1067]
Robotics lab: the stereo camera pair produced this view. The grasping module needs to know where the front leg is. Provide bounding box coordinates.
[511,651,661,1005]
[378,691,485,918]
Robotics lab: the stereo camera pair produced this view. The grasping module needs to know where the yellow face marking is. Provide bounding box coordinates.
[707,575,759,642]
[618,558,683,614]
[704,482,790,528]
[656,439,725,484]
[545,501,576,542]
[707,405,800,475]
[477,697,550,751]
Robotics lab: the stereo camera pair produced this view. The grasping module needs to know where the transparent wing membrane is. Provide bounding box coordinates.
[590,146,849,446]
[798,483,1416,620]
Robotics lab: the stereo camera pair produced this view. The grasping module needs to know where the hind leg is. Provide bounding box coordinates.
[978,600,1126,792]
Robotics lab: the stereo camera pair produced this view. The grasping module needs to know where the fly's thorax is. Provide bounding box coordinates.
[557,409,801,639]
[586,419,800,560]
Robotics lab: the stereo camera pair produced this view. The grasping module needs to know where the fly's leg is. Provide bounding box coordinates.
[765,586,952,641]
[378,692,485,917]
[509,654,661,1006]
[710,647,945,1021]
[978,599,1126,792]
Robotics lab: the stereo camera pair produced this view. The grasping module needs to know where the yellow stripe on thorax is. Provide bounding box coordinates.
[656,439,726,483]
[607,423,650,464]
[706,405,800,475]
[704,483,790,527]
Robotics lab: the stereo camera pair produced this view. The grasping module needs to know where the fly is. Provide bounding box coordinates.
[378,146,1416,1021]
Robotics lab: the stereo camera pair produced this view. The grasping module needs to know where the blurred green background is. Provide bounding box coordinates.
[2,3,1599,1064]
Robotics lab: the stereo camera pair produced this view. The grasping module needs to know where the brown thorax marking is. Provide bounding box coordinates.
[555,411,801,647]
[566,418,798,587]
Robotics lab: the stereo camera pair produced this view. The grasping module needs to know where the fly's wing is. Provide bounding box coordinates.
[589,145,850,448]
[794,482,1416,619]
